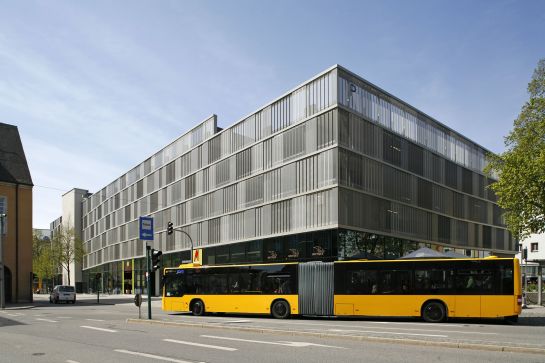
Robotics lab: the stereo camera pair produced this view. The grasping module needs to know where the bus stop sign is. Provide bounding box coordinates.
[139,216,154,240]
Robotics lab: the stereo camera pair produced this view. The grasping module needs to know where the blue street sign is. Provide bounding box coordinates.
[139,216,154,240]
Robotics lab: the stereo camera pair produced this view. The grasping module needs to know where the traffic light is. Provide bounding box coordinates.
[151,248,163,271]
[167,221,173,235]
[523,247,528,261]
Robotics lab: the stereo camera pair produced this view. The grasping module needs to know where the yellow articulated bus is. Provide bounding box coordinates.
[162,257,522,322]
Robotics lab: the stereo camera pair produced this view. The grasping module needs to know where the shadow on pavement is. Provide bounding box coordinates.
[0,316,26,328]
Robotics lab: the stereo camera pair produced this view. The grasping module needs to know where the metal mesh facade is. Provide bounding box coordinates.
[81,65,511,279]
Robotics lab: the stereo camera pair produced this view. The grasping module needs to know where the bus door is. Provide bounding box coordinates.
[298,262,334,316]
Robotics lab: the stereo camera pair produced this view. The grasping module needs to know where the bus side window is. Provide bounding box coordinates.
[263,275,291,294]
[499,265,514,295]
[248,271,261,293]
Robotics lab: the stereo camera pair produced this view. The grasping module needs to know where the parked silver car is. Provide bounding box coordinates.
[49,285,76,304]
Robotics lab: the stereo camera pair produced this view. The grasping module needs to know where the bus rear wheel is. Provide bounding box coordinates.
[271,300,290,319]
[422,301,446,323]
[191,300,205,316]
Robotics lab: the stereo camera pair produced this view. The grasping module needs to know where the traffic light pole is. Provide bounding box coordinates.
[146,245,151,320]
[168,223,193,263]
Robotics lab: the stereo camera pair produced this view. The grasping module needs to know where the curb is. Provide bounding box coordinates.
[127,318,545,355]
[2,305,38,310]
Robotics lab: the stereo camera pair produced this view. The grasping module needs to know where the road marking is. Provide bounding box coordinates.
[277,341,347,349]
[114,349,205,363]
[66,360,81,363]
[36,318,58,323]
[201,335,346,349]
[80,325,117,333]
[6,313,24,317]
[328,328,447,337]
[222,319,251,324]
[85,318,105,322]
[164,339,237,351]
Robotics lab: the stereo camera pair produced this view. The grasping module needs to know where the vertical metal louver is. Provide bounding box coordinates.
[298,262,334,316]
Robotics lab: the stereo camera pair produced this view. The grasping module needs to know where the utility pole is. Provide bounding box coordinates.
[523,247,528,308]
[0,213,6,309]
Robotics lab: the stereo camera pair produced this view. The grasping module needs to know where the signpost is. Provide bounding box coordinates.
[139,217,154,241]
[134,293,142,319]
[139,217,154,319]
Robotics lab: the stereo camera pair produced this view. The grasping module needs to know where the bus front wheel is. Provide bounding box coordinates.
[271,300,290,319]
[191,300,205,316]
[422,301,446,323]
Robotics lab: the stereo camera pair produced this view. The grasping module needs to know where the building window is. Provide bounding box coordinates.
[531,242,539,252]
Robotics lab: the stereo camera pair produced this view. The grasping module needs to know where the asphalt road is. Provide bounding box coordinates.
[1,295,544,363]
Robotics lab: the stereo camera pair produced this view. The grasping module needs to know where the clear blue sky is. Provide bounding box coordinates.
[0,0,543,228]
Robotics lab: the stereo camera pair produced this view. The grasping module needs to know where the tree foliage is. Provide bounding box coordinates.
[51,223,86,286]
[486,59,545,238]
[32,231,57,283]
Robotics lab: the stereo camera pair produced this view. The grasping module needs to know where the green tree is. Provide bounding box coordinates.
[32,231,57,290]
[51,223,86,286]
[486,59,545,238]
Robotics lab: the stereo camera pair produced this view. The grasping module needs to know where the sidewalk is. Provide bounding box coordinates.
[520,304,545,317]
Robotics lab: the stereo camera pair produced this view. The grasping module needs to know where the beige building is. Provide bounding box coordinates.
[0,122,33,303]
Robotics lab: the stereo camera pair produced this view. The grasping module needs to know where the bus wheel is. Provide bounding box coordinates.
[271,300,290,319]
[422,301,446,323]
[191,300,205,316]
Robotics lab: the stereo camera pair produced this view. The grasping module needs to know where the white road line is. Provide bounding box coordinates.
[36,318,58,323]
[114,349,205,363]
[6,313,24,317]
[164,339,237,351]
[222,319,251,324]
[80,325,117,333]
[328,329,447,337]
[66,360,81,363]
[202,335,286,346]
[201,335,346,349]
[85,318,105,322]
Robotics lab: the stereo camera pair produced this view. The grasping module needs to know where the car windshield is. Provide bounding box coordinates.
[59,286,75,292]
